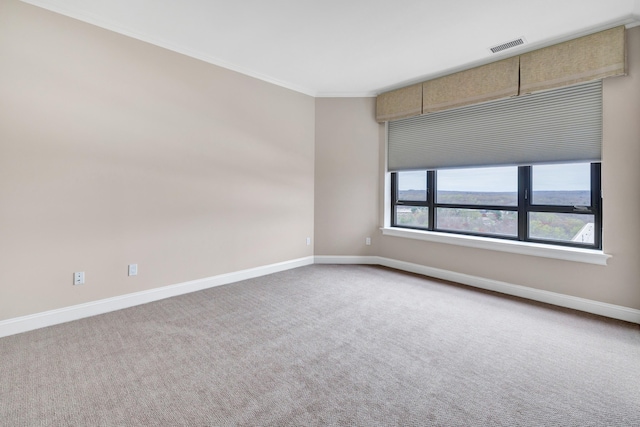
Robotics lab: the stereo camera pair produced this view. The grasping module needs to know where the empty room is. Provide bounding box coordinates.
[1,0,639,425]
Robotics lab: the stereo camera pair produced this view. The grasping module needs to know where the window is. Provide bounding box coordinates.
[392,162,601,249]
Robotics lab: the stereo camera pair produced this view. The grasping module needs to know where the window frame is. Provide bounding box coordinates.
[391,163,602,250]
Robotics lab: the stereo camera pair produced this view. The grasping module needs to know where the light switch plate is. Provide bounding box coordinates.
[128,264,138,276]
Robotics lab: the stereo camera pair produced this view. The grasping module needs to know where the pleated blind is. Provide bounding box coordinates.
[388,80,602,171]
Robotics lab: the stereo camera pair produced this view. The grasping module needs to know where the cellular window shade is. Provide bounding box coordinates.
[388,80,602,171]
[520,26,625,94]
[376,84,422,122]
[423,57,520,113]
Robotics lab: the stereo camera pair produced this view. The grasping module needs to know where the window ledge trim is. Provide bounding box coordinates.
[381,227,611,265]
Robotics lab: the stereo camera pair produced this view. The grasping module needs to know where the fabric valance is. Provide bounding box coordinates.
[376,26,625,122]
[520,26,625,94]
[375,84,422,122]
[422,57,519,114]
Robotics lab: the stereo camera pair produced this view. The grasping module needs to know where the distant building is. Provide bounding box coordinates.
[572,223,595,244]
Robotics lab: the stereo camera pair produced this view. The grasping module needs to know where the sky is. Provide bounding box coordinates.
[399,163,591,192]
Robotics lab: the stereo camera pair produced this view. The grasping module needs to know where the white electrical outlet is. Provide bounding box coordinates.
[128,264,138,276]
[366,237,371,246]
[306,237,311,246]
[73,272,85,285]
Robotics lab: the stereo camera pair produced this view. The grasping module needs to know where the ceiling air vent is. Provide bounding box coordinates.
[490,37,525,53]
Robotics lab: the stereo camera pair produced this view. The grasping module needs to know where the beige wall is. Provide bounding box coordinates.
[373,27,640,310]
[2,0,638,323]
[0,1,315,320]
[314,98,382,256]
[315,29,640,311]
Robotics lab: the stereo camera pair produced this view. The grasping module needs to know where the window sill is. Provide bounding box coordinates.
[380,227,611,265]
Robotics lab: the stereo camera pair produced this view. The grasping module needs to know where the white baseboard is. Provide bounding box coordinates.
[0,256,314,339]
[315,255,640,324]
[314,255,380,265]
[3,254,637,339]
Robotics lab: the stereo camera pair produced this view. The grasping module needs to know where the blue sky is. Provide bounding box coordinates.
[399,163,591,192]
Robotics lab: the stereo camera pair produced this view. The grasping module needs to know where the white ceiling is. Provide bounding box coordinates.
[20,0,640,97]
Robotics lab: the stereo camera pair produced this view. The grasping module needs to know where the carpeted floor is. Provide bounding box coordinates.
[1,264,639,426]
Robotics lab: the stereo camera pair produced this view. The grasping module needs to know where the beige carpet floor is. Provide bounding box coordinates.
[1,264,639,426]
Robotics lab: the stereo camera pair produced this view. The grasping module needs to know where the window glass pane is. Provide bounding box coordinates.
[529,212,595,244]
[437,166,517,206]
[531,163,591,206]
[437,208,517,236]
[397,171,427,201]
[395,206,429,228]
